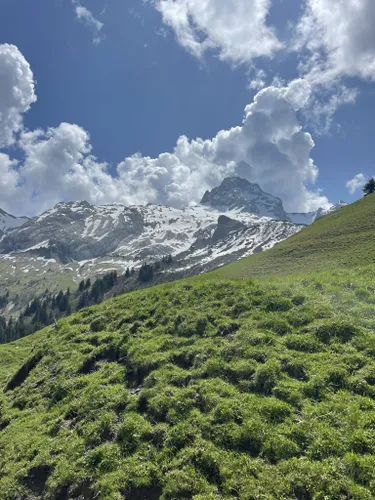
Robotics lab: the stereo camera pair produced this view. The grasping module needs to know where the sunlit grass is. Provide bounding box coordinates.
[209,193,375,279]
[2,264,375,498]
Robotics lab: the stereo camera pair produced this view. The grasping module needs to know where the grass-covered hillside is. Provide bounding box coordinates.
[211,193,375,279]
[2,196,375,499]
[3,265,375,498]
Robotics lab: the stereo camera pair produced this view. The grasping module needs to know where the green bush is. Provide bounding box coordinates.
[281,358,308,381]
[90,315,108,332]
[117,412,152,453]
[262,435,300,462]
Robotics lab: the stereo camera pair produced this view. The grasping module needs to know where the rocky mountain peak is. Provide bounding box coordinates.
[200,176,290,221]
[53,200,94,212]
[216,176,262,193]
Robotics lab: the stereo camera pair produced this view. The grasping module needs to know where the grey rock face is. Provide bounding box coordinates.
[211,216,247,244]
[201,177,291,221]
[0,201,145,261]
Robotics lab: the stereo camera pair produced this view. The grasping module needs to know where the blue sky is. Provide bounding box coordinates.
[0,0,374,216]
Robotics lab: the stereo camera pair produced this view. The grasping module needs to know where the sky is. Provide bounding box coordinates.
[0,0,374,216]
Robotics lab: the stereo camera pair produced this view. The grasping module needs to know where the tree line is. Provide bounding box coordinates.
[0,271,118,344]
[0,254,174,344]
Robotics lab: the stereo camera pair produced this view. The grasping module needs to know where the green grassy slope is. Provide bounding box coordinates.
[0,258,77,319]
[3,266,375,498]
[210,194,375,279]
[0,330,45,387]
[3,197,375,499]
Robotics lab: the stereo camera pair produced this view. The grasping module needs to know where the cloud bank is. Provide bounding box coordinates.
[0,44,36,148]
[154,0,282,64]
[152,0,375,132]
[154,0,375,85]
[295,0,375,85]
[0,45,330,216]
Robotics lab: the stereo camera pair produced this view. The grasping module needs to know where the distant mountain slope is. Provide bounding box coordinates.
[287,200,347,225]
[211,193,375,279]
[0,181,303,316]
[201,177,346,225]
[0,208,28,236]
[0,177,346,316]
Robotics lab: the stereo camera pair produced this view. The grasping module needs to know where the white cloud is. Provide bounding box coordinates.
[248,69,267,91]
[75,5,104,44]
[346,173,366,195]
[303,85,358,135]
[154,0,283,64]
[0,46,331,216]
[0,153,20,213]
[152,0,369,133]
[0,78,330,216]
[295,0,375,85]
[0,44,36,147]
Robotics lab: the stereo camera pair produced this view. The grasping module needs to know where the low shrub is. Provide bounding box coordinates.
[313,321,358,344]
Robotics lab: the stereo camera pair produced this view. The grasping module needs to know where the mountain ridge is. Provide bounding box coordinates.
[0,177,345,316]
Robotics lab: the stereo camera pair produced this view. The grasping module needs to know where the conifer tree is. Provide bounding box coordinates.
[363,178,375,196]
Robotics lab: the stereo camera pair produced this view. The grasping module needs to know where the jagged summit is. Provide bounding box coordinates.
[200,177,290,220]
[54,200,93,210]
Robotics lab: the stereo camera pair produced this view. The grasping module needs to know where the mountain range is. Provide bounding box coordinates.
[0,177,344,316]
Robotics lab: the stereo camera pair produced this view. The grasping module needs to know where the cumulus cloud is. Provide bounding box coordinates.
[0,44,36,147]
[74,4,104,44]
[154,0,283,64]
[295,0,375,85]
[0,77,330,216]
[346,173,366,195]
[152,0,371,133]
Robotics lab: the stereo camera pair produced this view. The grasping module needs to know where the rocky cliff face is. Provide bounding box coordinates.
[201,177,290,221]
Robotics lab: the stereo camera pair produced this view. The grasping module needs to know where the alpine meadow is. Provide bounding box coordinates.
[2,1,375,498]
[2,195,375,498]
